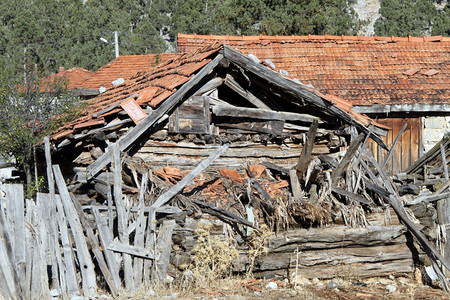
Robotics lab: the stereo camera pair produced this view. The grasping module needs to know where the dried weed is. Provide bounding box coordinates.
[186,223,239,289]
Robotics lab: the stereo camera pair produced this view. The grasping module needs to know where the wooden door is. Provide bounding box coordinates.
[370,117,422,175]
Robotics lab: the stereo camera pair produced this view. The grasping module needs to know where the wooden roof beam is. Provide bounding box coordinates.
[222,46,388,150]
[86,54,225,180]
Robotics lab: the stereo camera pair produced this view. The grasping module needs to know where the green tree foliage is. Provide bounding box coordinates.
[432,3,450,36]
[375,0,449,37]
[220,0,362,36]
[172,0,233,35]
[0,0,168,73]
[0,0,447,75]
[0,67,81,189]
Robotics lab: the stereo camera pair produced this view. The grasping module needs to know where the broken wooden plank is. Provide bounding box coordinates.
[154,220,177,283]
[44,137,61,292]
[212,104,320,123]
[53,165,97,297]
[262,162,290,175]
[108,241,154,259]
[0,197,22,299]
[405,134,450,175]
[0,234,18,299]
[331,186,372,205]
[92,208,121,291]
[297,120,319,180]
[87,54,224,179]
[289,169,303,202]
[216,120,284,135]
[52,193,80,297]
[193,77,224,96]
[441,144,449,181]
[24,200,33,300]
[151,143,230,208]
[193,199,256,229]
[224,74,270,109]
[362,149,450,274]
[331,133,365,185]
[247,169,276,214]
[27,199,49,300]
[144,209,156,287]
[37,192,63,297]
[133,172,148,287]
[110,144,134,292]
[71,193,119,297]
[83,205,182,215]
[406,192,450,205]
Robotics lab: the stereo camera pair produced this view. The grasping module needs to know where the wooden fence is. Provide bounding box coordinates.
[0,170,177,299]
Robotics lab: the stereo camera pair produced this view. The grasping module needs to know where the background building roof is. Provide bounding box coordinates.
[177,34,450,106]
[72,53,176,91]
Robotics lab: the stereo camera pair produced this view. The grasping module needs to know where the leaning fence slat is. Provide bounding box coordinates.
[0,233,17,299]
[25,200,33,300]
[106,172,114,238]
[72,193,119,297]
[53,165,97,297]
[37,192,61,295]
[153,220,176,283]
[53,193,79,297]
[143,209,156,287]
[111,144,134,292]
[0,193,22,299]
[2,184,26,282]
[92,208,122,292]
[133,172,148,288]
[29,206,44,299]
[28,199,49,299]
[44,136,61,292]
[12,185,25,281]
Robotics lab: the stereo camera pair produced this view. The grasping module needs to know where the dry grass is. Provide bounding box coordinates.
[183,223,239,290]
[246,224,270,276]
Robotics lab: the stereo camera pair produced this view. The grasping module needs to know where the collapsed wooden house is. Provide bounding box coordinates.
[8,42,447,297]
[177,34,450,174]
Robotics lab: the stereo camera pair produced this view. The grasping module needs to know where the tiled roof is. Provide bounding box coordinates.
[177,34,450,106]
[44,67,94,89]
[53,45,218,138]
[51,43,386,141]
[73,53,176,90]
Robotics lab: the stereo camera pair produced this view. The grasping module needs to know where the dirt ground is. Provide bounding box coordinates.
[119,277,449,299]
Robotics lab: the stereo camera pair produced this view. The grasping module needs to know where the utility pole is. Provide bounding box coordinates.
[114,31,119,58]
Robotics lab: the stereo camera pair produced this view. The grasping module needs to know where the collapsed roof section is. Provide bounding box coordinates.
[177,34,450,108]
[49,43,388,179]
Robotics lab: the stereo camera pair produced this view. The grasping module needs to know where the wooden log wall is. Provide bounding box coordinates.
[170,210,416,281]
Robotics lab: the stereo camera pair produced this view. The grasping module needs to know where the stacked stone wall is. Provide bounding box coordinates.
[423,116,450,152]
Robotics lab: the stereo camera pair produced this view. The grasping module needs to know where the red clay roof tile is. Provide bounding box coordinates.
[73,53,176,90]
[43,67,93,90]
[177,33,449,106]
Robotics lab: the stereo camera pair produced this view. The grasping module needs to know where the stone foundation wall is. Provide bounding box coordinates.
[423,116,450,152]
